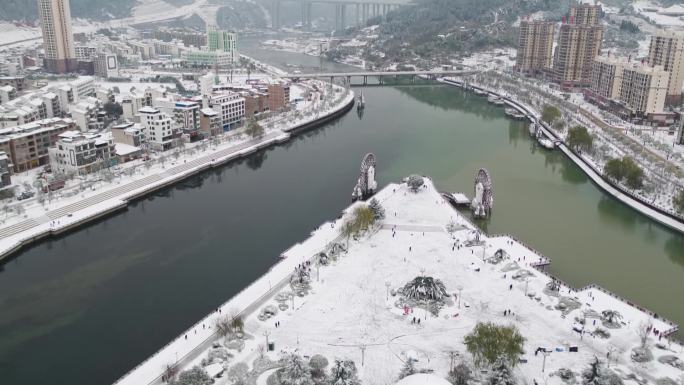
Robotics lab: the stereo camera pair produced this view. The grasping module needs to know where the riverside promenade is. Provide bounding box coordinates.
[115,179,680,385]
[440,77,684,235]
[0,88,355,262]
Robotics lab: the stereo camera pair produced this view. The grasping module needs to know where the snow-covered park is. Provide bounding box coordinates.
[143,178,684,385]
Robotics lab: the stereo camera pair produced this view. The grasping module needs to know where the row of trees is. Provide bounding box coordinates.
[604,156,644,190]
[674,190,684,214]
[567,125,594,152]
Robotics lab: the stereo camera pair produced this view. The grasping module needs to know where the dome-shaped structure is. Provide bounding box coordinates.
[396,373,452,385]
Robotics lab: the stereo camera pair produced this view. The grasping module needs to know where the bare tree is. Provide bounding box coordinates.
[637,320,653,348]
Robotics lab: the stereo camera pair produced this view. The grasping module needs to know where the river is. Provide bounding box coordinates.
[0,41,682,385]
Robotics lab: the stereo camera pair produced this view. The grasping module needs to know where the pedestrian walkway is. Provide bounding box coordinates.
[0,131,283,240]
[381,223,446,232]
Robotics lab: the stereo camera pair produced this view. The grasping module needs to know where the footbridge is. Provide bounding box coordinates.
[283,69,479,85]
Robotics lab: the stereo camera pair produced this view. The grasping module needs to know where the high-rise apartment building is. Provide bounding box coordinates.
[619,62,669,116]
[569,3,601,26]
[647,30,684,105]
[207,29,239,63]
[552,5,604,88]
[37,0,77,73]
[590,55,627,100]
[515,20,555,74]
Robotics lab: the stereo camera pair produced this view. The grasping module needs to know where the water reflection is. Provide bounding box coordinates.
[597,196,638,230]
[665,235,684,267]
[246,149,269,170]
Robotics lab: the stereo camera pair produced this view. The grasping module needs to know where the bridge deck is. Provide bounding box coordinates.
[283,70,477,78]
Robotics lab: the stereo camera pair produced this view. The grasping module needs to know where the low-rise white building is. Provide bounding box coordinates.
[48,130,116,175]
[208,92,245,131]
[0,85,17,104]
[70,99,103,131]
[139,106,178,151]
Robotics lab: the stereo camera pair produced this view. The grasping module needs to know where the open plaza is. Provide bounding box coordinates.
[117,178,684,385]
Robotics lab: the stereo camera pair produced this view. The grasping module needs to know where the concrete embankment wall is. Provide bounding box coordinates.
[440,78,684,235]
[0,95,355,264]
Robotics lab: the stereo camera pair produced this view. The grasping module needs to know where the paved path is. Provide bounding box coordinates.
[0,131,283,240]
[381,223,446,232]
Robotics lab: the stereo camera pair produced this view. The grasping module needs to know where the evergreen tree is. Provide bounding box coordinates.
[280,354,314,385]
[581,357,623,385]
[309,354,329,379]
[398,359,416,379]
[327,360,361,385]
[487,358,516,385]
[368,198,385,220]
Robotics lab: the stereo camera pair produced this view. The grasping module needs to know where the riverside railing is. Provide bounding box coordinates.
[112,94,355,385]
[113,225,345,385]
[443,77,684,228]
[435,165,680,339]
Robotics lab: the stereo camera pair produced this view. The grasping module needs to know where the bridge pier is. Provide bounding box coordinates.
[334,4,340,31]
[272,0,281,29]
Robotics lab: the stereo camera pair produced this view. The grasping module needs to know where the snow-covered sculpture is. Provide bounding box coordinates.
[352,153,377,201]
[471,168,493,218]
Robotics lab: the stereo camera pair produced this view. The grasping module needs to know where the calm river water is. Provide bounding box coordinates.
[0,43,682,385]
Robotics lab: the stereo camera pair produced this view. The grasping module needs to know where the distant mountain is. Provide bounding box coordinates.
[0,0,145,22]
[355,0,573,68]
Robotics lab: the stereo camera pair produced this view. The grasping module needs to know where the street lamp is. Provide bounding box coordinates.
[385,281,391,301]
[456,285,463,309]
[541,350,550,372]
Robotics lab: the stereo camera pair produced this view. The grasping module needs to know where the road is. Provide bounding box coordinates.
[0,130,283,240]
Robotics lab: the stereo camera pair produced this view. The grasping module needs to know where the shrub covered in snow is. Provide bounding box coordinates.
[401,276,448,302]
[398,359,416,380]
[309,354,329,379]
[407,175,424,192]
[581,357,622,385]
[601,310,623,329]
[227,362,249,384]
[327,360,360,385]
[277,353,314,385]
[447,362,472,385]
[368,198,385,220]
[171,366,212,385]
[487,358,516,385]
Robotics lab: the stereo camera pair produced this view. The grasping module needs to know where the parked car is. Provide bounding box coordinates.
[16,191,34,201]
